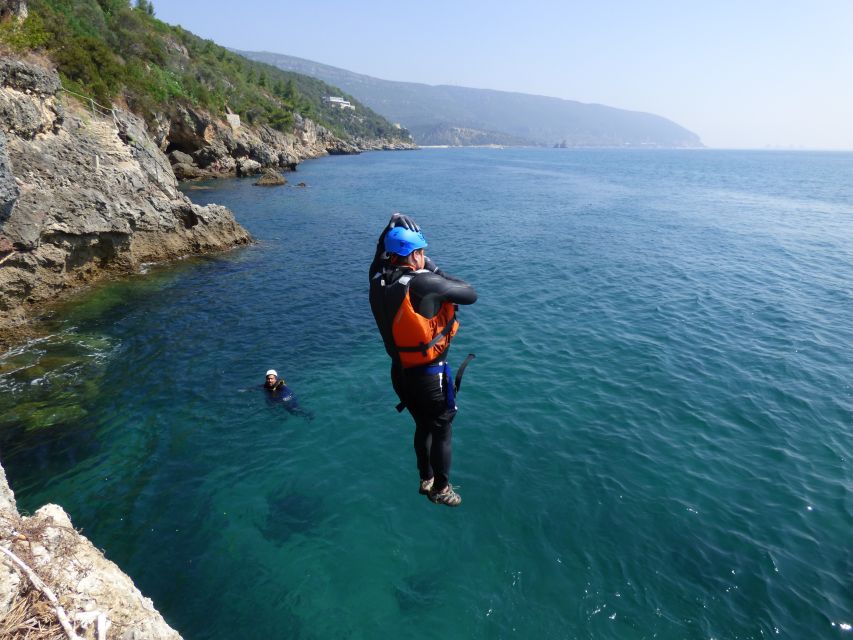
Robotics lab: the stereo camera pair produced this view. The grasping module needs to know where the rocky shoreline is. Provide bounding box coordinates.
[161,104,414,182]
[0,53,416,637]
[0,56,415,351]
[0,56,254,351]
[0,463,183,639]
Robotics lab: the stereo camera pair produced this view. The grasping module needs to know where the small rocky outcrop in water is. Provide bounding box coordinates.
[0,464,183,639]
[254,169,286,186]
[0,58,253,348]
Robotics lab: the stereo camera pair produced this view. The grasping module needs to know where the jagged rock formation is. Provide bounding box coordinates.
[0,57,255,348]
[160,104,307,178]
[0,53,416,347]
[0,463,183,639]
[158,104,414,181]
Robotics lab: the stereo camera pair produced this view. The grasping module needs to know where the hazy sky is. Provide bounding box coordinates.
[151,0,853,150]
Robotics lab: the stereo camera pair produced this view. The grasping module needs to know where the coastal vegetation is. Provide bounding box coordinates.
[0,0,409,142]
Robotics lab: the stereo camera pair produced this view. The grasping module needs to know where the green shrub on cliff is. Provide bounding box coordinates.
[0,0,410,142]
[0,12,50,50]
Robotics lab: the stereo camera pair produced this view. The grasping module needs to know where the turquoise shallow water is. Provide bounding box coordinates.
[1,148,852,639]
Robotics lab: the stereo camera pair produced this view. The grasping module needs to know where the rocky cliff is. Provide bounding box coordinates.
[147,40,415,180]
[0,463,183,639]
[0,50,414,637]
[159,103,414,181]
[0,56,258,348]
[0,53,417,349]
[160,104,352,180]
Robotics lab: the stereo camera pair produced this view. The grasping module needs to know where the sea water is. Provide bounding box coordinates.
[1,148,851,639]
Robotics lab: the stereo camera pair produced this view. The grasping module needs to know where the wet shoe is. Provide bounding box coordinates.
[428,484,462,507]
[419,478,434,495]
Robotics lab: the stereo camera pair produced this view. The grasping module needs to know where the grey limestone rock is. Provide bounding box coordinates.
[0,59,251,345]
[191,139,229,168]
[0,58,59,96]
[157,103,364,180]
[0,69,62,140]
[203,154,236,174]
[167,149,195,166]
[0,463,16,512]
[0,473,183,639]
[235,157,262,176]
[114,108,178,198]
[149,111,171,150]
[171,162,205,180]
[0,130,18,228]
[253,168,286,186]
[167,104,213,153]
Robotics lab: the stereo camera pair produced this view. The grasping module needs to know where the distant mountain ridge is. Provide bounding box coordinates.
[237,50,703,148]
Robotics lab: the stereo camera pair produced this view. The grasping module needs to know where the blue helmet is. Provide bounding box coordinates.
[384,226,427,256]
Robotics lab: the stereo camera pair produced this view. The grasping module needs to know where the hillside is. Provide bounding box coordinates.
[0,0,419,349]
[0,0,411,145]
[239,50,703,148]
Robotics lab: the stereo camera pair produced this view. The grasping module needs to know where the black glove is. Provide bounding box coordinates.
[423,256,439,272]
[388,212,420,232]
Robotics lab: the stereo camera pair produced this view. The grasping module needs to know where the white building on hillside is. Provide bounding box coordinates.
[323,96,355,110]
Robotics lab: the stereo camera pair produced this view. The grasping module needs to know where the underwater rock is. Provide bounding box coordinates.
[262,490,323,545]
[9,398,88,431]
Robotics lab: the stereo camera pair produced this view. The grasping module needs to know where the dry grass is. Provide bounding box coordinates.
[0,511,87,640]
[1,511,85,585]
[0,588,66,640]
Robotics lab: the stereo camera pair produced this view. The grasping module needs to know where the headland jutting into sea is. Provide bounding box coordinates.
[0,47,412,636]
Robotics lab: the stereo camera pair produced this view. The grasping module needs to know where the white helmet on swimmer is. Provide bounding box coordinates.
[266,369,277,377]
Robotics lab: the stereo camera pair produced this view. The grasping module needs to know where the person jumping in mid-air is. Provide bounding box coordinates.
[369,213,477,506]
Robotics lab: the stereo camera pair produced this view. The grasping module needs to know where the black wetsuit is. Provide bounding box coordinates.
[262,380,312,420]
[369,228,477,493]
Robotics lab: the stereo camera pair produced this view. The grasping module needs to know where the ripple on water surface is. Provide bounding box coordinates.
[1,149,852,639]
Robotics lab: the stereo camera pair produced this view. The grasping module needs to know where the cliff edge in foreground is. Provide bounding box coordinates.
[0,57,253,349]
[0,463,182,639]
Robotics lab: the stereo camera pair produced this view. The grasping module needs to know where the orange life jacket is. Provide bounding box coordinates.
[391,271,458,368]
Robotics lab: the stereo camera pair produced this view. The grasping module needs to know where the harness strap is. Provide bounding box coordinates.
[454,353,476,393]
[395,313,457,356]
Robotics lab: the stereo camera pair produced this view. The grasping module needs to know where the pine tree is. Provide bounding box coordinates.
[283,79,296,101]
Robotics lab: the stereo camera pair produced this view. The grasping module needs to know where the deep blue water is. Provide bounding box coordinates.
[1,148,851,639]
